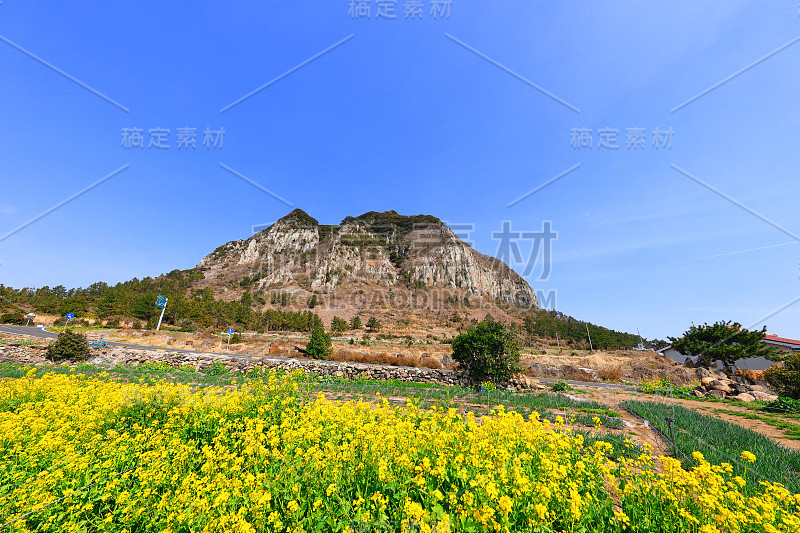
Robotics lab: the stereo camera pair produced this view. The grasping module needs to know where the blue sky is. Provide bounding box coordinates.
[1,1,799,341]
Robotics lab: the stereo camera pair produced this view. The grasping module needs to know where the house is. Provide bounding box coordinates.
[762,334,800,353]
[657,333,800,371]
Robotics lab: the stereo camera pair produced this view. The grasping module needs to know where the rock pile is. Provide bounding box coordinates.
[692,368,777,402]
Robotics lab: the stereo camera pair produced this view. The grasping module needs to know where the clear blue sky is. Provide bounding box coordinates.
[1,1,799,341]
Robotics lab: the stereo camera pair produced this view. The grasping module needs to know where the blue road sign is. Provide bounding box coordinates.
[156,295,167,309]
[65,313,75,320]
[228,328,234,334]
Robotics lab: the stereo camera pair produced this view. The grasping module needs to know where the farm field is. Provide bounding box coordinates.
[621,400,800,493]
[1,365,799,532]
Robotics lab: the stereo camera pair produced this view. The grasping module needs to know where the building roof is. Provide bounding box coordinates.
[763,334,800,348]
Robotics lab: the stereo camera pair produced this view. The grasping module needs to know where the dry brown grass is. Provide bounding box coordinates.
[598,363,623,381]
[559,365,595,382]
[736,368,765,382]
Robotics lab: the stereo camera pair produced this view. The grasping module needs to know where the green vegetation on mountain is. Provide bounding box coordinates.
[342,210,442,239]
[522,309,663,351]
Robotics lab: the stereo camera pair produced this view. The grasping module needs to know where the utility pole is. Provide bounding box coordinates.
[637,328,645,350]
[586,323,593,351]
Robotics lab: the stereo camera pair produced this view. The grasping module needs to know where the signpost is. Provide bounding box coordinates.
[64,313,75,328]
[227,328,233,351]
[155,295,168,331]
[25,313,36,327]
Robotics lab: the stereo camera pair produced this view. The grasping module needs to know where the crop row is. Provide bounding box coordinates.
[621,399,800,492]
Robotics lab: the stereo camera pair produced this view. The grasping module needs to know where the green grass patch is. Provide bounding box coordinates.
[712,408,800,440]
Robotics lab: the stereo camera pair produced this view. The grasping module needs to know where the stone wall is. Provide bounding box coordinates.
[0,342,545,391]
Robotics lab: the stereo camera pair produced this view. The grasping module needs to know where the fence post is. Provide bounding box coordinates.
[664,416,677,458]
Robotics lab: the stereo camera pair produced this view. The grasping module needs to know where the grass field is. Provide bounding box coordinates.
[1,366,799,532]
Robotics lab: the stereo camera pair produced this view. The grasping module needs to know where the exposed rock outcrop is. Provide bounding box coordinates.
[198,209,537,308]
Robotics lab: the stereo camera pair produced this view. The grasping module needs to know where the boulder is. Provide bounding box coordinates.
[710,381,732,394]
[441,353,454,367]
[750,390,778,402]
[708,389,727,399]
[701,377,716,387]
[732,393,755,403]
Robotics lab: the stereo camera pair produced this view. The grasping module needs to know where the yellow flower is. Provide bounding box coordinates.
[497,495,513,514]
[741,451,756,463]
[534,503,547,521]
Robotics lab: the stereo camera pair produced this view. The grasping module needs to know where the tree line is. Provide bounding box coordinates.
[0,269,326,333]
[522,309,666,351]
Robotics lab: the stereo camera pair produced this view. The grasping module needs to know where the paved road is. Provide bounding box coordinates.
[0,324,252,359]
[0,324,637,390]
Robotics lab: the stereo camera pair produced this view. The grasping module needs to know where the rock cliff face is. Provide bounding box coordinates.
[198,209,537,308]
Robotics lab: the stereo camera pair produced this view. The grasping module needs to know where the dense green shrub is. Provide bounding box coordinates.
[0,312,25,325]
[551,381,571,392]
[366,317,381,332]
[451,319,521,383]
[349,316,362,330]
[306,328,332,360]
[764,396,800,414]
[46,329,90,362]
[765,353,800,399]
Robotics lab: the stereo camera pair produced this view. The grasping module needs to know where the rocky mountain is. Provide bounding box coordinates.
[197,209,537,313]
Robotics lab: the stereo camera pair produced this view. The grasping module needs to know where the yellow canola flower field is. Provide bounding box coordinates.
[1,370,798,533]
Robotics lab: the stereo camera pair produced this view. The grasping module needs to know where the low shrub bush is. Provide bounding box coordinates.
[46,329,90,362]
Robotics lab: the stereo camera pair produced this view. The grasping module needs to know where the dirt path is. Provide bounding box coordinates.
[579,387,800,451]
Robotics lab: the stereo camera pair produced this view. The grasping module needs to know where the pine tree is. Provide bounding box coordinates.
[306,328,332,360]
[331,316,348,335]
[366,316,381,332]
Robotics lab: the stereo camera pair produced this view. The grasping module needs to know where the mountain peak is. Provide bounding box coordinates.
[341,211,444,238]
[278,208,318,228]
